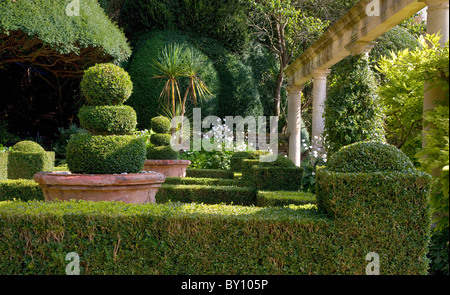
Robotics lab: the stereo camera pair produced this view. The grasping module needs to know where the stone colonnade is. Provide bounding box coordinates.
[286,0,449,166]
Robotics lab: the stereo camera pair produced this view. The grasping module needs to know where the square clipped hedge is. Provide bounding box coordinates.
[186,169,234,179]
[0,179,44,202]
[316,168,432,275]
[156,184,257,206]
[164,177,244,187]
[257,191,316,207]
[0,153,7,180]
[7,151,55,180]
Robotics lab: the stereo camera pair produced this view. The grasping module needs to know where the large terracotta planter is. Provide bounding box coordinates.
[143,160,191,178]
[34,171,166,204]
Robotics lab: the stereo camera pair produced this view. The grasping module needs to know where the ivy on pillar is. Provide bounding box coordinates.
[311,68,331,156]
[286,84,304,167]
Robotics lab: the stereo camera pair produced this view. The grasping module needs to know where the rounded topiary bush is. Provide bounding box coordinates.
[147,145,179,160]
[66,133,146,174]
[150,133,172,147]
[78,105,137,135]
[151,116,171,134]
[12,141,45,153]
[80,63,133,106]
[327,141,415,173]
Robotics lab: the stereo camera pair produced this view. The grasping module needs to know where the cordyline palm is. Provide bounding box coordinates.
[152,43,211,139]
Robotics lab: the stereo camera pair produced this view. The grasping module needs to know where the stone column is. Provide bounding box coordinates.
[286,85,304,167]
[311,69,331,156]
[345,41,377,56]
[422,0,449,149]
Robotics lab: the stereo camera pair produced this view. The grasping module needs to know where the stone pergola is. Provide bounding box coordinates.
[285,0,449,166]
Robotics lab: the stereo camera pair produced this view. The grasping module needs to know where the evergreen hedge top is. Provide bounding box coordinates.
[80,63,133,106]
[326,141,415,173]
[11,141,45,153]
[257,156,296,168]
[0,0,131,63]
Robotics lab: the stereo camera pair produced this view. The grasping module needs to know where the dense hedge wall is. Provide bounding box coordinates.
[0,196,430,274]
[165,177,244,187]
[186,169,235,179]
[0,153,7,180]
[156,184,257,206]
[257,191,316,207]
[316,168,432,274]
[7,151,55,180]
[0,180,44,202]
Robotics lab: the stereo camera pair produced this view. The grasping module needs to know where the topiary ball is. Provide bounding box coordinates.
[12,141,45,153]
[80,63,133,106]
[147,145,179,160]
[327,141,415,173]
[151,116,171,134]
[78,105,137,135]
[150,133,172,147]
[66,133,146,174]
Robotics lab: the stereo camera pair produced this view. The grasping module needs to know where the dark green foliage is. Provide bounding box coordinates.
[151,116,171,134]
[66,133,146,174]
[324,54,385,155]
[11,141,44,153]
[52,125,88,164]
[428,227,449,275]
[121,0,251,53]
[230,150,270,172]
[246,166,303,191]
[146,145,179,160]
[186,169,234,179]
[0,152,7,180]
[0,180,44,202]
[327,141,415,173]
[257,191,316,207]
[78,105,137,135]
[126,31,220,129]
[257,156,296,168]
[0,121,19,147]
[150,134,172,147]
[316,168,432,274]
[80,63,133,106]
[156,184,257,206]
[165,177,244,187]
[7,145,55,180]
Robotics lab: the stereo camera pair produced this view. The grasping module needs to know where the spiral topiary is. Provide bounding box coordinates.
[67,63,146,174]
[326,141,415,173]
[147,116,178,160]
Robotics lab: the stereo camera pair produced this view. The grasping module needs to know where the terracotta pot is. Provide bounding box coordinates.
[33,171,166,204]
[143,159,191,178]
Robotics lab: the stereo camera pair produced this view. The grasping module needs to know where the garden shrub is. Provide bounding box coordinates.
[150,116,171,134]
[186,169,234,179]
[0,180,44,202]
[78,105,137,135]
[146,146,179,161]
[256,191,316,207]
[327,141,415,173]
[164,177,244,187]
[230,150,270,172]
[156,184,257,206]
[150,134,172,147]
[80,63,133,106]
[428,226,449,275]
[52,124,88,164]
[0,198,430,274]
[66,133,146,175]
[0,152,7,180]
[324,54,385,155]
[7,141,54,180]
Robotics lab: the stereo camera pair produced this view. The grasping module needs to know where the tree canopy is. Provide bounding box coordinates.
[0,0,131,78]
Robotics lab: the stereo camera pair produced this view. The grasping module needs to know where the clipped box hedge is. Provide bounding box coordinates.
[7,151,55,180]
[186,169,235,179]
[0,153,7,180]
[0,179,44,202]
[156,184,257,206]
[257,191,316,207]
[316,168,432,275]
[165,177,244,187]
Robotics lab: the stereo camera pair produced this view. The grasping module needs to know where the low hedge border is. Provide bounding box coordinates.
[0,180,44,202]
[186,169,234,179]
[165,177,245,187]
[156,184,257,206]
[0,153,7,180]
[7,151,55,180]
[257,191,316,207]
